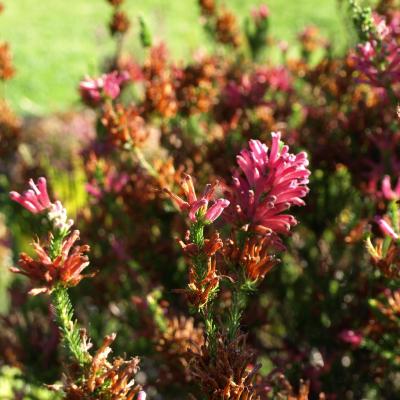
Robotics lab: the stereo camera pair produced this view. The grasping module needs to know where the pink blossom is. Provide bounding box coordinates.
[375,216,399,240]
[381,175,400,201]
[79,71,129,107]
[251,4,269,22]
[338,330,363,347]
[225,132,310,235]
[164,175,230,224]
[353,15,400,88]
[10,177,51,214]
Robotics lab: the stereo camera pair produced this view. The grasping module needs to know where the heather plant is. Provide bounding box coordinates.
[1,0,400,399]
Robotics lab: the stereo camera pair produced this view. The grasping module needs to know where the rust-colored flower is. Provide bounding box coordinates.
[11,230,94,295]
[199,0,216,16]
[110,10,130,36]
[189,334,260,400]
[0,42,15,80]
[101,103,149,147]
[223,234,279,281]
[215,10,241,47]
[63,333,143,400]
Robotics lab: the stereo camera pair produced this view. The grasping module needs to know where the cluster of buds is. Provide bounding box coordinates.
[79,71,129,107]
[225,132,310,238]
[62,332,145,400]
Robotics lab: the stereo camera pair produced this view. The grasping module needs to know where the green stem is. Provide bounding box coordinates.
[52,286,90,366]
[189,221,218,349]
[227,283,248,341]
[133,146,158,178]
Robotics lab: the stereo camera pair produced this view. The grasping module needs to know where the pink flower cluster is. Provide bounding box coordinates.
[10,178,73,233]
[353,14,400,88]
[79,71,129,107]
[10,178,51,214]
[225,132,310,235]
[164,174,230,224]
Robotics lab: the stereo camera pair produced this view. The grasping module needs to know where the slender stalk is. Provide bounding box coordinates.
[52,286,90,366]
[133,146,158,178]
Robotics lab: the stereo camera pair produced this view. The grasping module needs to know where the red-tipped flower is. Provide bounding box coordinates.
[225,132,310,235]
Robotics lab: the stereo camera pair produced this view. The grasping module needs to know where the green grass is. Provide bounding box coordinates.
[0,0,347,115]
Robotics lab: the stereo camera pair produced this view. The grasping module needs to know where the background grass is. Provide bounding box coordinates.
[0,0,347,115]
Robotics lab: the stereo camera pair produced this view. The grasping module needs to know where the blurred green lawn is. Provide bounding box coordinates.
[0,0,346,115]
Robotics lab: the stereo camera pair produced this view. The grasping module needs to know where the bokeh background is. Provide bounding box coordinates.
[0,0,347,115]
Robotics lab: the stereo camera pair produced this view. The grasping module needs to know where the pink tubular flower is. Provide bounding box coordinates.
[338,330,363,347]
[10,177,51,214]
[79,71,129,107]
[375,216,399,240]
[164,174,230,224]
[225,132,310,235]
[381,175,400,201]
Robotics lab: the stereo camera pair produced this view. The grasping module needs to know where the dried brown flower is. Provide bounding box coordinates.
[215,10,241,47]
[110,10,130,36]
[101,103,149,147]
[63,333,142,400]
[199,0,216,16]
[189,334,260,399]
[156,315,204,383]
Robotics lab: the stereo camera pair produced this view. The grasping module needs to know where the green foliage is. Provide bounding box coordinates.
[51,286,90,367]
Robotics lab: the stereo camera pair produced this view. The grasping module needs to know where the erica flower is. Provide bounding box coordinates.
[381,175,400,201]
[225,132,310,236]
[10,177,51,214]
[79,71,129,107]
[164,174,230,224]
[10,230,94,295]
